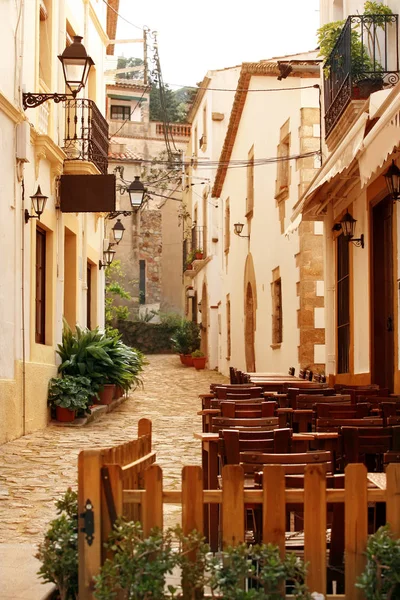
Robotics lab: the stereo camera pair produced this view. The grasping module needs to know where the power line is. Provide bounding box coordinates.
[108,85,150,140]
[163,83,321,93]
[101,0,144,31]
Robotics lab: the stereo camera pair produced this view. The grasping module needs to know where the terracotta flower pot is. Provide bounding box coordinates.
[183,354,194,367]
[114,385,124,399]
[98,384,116,405]
[193,356,207,370]
[56,406,76,422]
[179,354,186,365]
[195,252,204,260]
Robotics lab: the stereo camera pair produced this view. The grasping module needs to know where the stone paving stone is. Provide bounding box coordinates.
[0,354,228,543]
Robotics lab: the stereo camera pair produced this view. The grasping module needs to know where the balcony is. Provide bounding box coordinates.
[108,120,191,140]
[324,13,399,138]
[183,227,208,275]
[63,99,109,174]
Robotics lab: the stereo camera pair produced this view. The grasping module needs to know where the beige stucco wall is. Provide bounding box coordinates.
[0,0,107,444]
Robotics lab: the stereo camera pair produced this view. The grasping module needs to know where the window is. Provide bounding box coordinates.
[271,273,282,345]
[139,260,146,304]
[39,0,52,88]
[35,228,46,344]
[200,104,207,150]
[111,105,131,120]
[224,198,230,253]
[337,234,350,373]
[87,263,92,330]
[226,294,231,359]
[246,146,254,217]
[275,119,291,233]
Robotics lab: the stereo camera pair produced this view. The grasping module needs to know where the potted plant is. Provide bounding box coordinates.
[194,248,204,260]
[357,525,400,598]
[171,320,201,366]
[47,375,94,422]
[192,349,207,370]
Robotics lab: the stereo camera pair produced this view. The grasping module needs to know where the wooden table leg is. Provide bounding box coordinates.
[202,444,209,544]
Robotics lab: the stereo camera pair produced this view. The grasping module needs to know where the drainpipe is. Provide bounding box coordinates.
[324,203,336,378]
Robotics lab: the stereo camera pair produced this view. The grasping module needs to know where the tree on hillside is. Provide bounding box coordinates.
[115,56,196,123]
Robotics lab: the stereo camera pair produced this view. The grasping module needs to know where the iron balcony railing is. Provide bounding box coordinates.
[324,13,399,137]
[183,226,207,271]
[63,99,109,174]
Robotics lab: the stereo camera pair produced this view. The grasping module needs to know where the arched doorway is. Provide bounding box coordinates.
[244,282,256,372]
[201,281,208,356]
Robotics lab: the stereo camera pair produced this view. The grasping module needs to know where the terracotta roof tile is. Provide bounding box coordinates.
[108,149,142,161]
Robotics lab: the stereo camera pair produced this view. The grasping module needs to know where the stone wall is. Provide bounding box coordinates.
[117,320,178,354]
[139,211,162,305]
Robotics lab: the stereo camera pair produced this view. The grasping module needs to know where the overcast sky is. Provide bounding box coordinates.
[114,0,320,88]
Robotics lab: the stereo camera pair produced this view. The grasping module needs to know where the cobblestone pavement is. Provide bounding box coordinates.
[0,355,228,544]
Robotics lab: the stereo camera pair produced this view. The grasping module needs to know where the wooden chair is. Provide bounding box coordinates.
[241,450,332,475]
[215,386,263,399]
[341,426,393,470]
[296,394,350,410]
[211,416,279,433]
[286,387,336,409]
[384,425,400,464]
[317,417,383,433]
[316,402,370,419]
[219,401,277,419]
[219,428,291,465]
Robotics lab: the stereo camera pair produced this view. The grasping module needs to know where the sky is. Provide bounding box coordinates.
[114,0,321,88]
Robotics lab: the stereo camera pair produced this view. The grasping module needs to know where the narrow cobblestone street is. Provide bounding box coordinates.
[0,355,227,544]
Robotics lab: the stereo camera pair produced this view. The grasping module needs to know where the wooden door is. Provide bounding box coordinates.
[372,198,394,391]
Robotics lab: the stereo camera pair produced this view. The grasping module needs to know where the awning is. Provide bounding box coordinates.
[291,112,368,220]
[284,213,302,237]
[358,92,400,187]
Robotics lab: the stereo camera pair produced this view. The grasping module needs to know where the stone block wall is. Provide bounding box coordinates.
[117,320,177,353]
[139,211,162,305]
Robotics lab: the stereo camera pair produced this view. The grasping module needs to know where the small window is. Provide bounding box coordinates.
[111,105,131,120]
[139,260,146,304]
[272,277,282,345]
[35,228,46,344]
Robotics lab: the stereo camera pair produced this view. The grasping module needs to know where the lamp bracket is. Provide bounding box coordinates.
[25,209,39,224]
[106,211,137,220]
[350,234,364,248]
[23,92,75,110]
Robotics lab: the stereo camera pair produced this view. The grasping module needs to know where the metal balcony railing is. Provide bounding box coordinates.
[63,99,109,174]
[324,13,399,137]
[183,226,207,272]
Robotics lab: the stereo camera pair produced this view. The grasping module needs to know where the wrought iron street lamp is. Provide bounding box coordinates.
[23,36,94,109]
[384,160,400,201]
[111,219,125,244]
[107,170,148,219]
[336,211,364,248]
[233,222,250,239]
[99,246,116,270]
[25,185,48,223]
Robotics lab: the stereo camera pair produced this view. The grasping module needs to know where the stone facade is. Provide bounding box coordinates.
[139,211,162,305]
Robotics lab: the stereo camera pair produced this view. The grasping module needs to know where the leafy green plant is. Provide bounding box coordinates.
[171,320,200,355]
[94,522,312,600]
[357,525,400,599]
[105,260,132,330]
[57,322,145,393]
[36,488,78,600]
[191,349,205,358]
[47,375,96,411]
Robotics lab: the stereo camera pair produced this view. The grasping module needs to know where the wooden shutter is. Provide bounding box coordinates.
[35,228,46,344]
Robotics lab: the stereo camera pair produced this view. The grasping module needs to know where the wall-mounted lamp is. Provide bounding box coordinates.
[108,172,147,219]
[25,185,48,223]
[186,286,195,298]
[233,222,250,239]
[23,36,94,109]
[99,245,116,270]
[383,160,400,201]
[333,211,364,248]
[111,219,125,245]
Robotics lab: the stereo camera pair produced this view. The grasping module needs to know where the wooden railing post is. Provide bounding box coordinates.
[100,464,123,561]
[138,417,152,444]
[304,464,327,595]
[78,450,102,600]
[345,464,368,599]
[182,466,204,535]
[222,465,244,547]
[386,463,400,538]
[262,465,286,558]
[143,464,163,536]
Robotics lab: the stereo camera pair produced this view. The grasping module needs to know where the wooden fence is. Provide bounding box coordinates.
[78,436,400,599]
[78,418,155,599]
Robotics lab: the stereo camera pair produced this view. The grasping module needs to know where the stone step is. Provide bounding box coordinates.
[51,394,128,426]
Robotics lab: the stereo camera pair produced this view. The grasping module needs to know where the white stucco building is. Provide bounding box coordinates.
[0,0,113,442]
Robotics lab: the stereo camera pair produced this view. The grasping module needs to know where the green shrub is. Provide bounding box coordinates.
[170,320,200,355]
[191,349,205,358]
[357,525,400,599]
[36,489,78,600]
[47,375,96,412]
